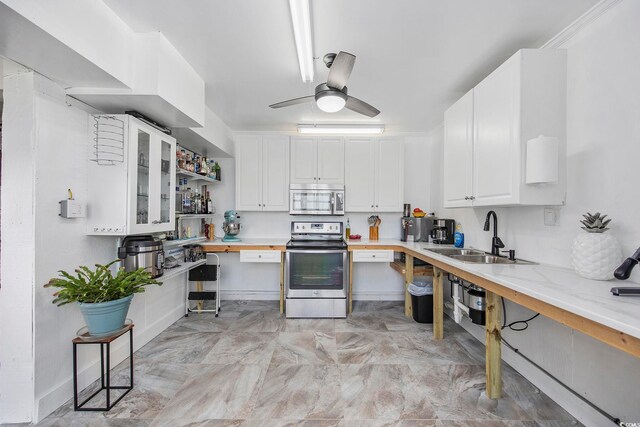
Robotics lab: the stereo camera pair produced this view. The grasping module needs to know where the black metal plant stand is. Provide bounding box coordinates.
[72,323,134,411]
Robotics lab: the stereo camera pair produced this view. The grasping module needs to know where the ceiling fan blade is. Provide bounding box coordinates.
[326,51,355,90]
[269,95,314,109]
[345,96,380,117]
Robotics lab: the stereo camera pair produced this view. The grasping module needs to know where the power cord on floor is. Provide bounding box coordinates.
[498,296,621,425]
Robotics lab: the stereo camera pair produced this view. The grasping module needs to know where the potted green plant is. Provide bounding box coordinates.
[45,260,161,337]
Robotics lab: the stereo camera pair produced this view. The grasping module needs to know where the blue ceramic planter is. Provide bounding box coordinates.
[78,295,133,337]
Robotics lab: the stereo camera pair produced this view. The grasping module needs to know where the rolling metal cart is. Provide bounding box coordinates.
[185,253,221,317]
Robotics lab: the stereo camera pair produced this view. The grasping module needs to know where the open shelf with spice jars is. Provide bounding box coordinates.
[171,145,222,242]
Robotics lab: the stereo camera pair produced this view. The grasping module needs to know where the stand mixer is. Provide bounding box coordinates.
[222,210,242,242]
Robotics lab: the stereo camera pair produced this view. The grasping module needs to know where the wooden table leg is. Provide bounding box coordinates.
[348,251,354,314]
[486,290,502,398]
[433,267,444,339]
[280,252,285,315]
[404,255,414,317]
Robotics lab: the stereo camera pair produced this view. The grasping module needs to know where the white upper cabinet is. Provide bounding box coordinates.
[87,115,176,236]
[317,138,345,184]
[290,137,344,184]
[290,137,317,184]
[375,138,404,212]
[443,90,474,208]
[236,135,289,211]
[344,138,376,211]
[235,135,262,211]
[261,136,290,211]
[443,49,567,208]
[345,137,404,212]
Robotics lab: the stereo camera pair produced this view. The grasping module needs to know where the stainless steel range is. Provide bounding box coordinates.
[285,221,348,318]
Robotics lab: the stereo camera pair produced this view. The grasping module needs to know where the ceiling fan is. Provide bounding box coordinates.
[269,51,380,117]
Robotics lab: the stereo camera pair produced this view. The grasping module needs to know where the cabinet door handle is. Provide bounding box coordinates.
[371,205,374,208]
[318,177,321,180]
[152,220,161,224]
[470,196,475,200]
[464,196,469,200]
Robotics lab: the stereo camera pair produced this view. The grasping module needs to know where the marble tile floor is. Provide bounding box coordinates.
[18,301,581,427]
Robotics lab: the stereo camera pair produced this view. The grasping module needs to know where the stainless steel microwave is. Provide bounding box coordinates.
[289,184,345,216]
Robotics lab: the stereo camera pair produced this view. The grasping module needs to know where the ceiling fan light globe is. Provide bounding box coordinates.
[316,92,347,113]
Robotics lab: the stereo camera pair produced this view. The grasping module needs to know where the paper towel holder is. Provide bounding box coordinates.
[526,135,559,185]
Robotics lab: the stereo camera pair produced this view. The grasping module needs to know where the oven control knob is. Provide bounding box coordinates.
[313,290,318,295]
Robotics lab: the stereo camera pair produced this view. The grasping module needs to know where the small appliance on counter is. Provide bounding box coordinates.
[401,217,435,243]
[400,216,436,266]
[222,210,241,242]
[117,235,164,278]
[430,219,455,244]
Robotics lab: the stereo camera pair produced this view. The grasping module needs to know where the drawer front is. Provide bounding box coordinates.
[240,250,281,263]
[352,250,394,263]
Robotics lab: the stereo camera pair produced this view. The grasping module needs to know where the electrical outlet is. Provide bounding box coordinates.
[544,207,559,226]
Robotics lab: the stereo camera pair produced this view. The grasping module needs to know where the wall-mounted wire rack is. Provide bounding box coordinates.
[92,115,125,165]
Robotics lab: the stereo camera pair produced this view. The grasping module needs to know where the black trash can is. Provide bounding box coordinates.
[411,293,434,323]
[408,282,434,324]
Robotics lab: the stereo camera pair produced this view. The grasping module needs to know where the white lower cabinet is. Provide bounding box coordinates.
[352,250,394,262]
[236,135,289,211]
[345,137,404,212]
[239,250,281,263]
[87,115,176,235]
[443,49,567,208]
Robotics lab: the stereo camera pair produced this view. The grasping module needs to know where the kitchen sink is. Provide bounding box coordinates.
[448,254,537,265]
[449,254,515,264]
[424,248,486,256]
[423,247,537,265]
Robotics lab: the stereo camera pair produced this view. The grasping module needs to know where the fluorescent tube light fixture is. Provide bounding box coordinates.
[297,124,385,135]
[289,0,314,83]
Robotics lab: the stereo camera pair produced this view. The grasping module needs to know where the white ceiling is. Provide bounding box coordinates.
[104,0,598,133]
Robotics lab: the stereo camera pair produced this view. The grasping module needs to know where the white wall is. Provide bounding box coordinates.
[0,70,195,424]
[212,135,433,300]
[431,0,640,423]
[0,65,37,423]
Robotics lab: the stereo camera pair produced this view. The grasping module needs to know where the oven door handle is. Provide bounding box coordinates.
[286,249,347,255]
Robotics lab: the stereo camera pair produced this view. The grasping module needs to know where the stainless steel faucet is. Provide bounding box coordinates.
[483,210,505,256]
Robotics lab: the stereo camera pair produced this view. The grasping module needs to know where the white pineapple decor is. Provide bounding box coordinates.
[571,212,622,280]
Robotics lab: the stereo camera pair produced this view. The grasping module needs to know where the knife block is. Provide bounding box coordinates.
[369,226,379,241]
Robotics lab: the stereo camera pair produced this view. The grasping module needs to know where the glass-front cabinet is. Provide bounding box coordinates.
[128,118,176,235]
[86,114,176,236]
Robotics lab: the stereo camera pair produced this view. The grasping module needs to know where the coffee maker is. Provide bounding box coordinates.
[430,219,455,244]
[400,217,435,266]
[401,217,435,242]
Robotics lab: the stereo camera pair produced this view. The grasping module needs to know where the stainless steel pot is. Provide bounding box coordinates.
[118,235,164,278]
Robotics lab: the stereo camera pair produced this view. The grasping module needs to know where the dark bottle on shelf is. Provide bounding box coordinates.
[214,162,221,181]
